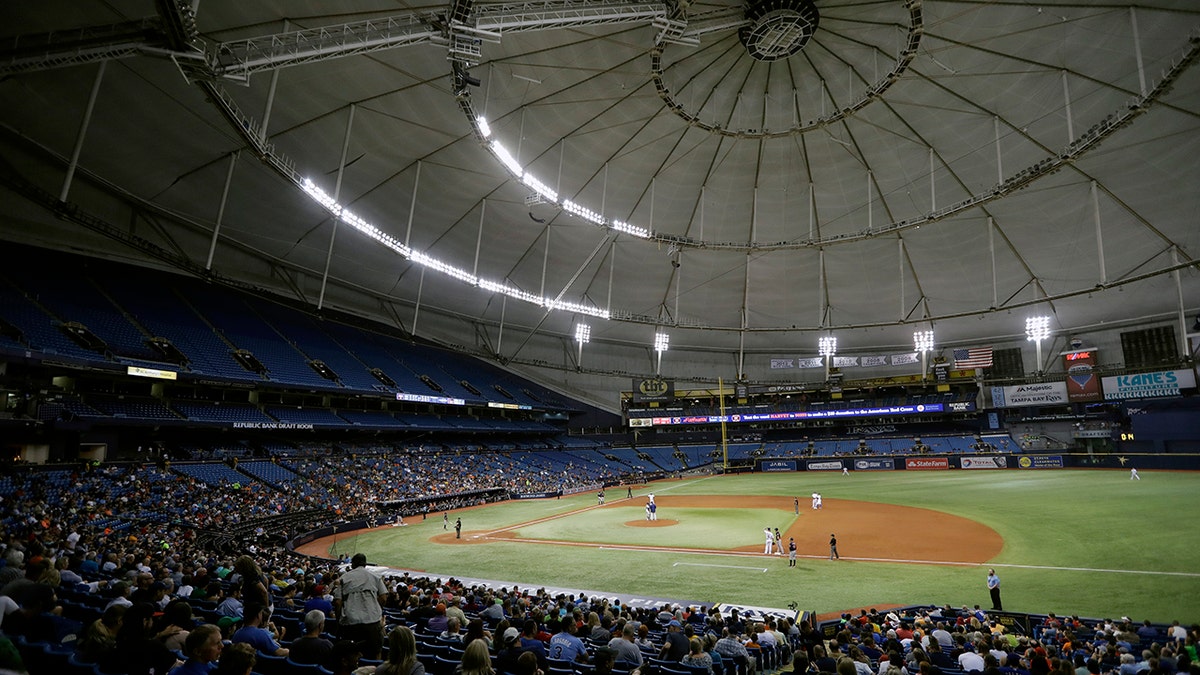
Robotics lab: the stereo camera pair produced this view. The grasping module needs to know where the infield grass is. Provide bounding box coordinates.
[333,469,1200,623]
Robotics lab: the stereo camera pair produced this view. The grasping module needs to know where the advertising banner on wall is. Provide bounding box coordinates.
[960,456,1008,469]
[852,458,895,471]
[1063,350,1103,403]
[760,459,798,472]
[1018,455,1064,469]
[806,460,845,471]
[991,382,1069,408]
[632,377,674,402]
[905,457,949,470]
[1101,369,1196,400]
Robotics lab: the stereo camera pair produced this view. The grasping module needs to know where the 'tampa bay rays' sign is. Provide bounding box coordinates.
[1102,369,1196,400]
[991,382,1068,408]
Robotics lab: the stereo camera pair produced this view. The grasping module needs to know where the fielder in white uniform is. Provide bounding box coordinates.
[763,527,774,554]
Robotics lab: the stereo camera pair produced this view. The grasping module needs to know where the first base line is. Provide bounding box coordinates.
[673,561,768,573]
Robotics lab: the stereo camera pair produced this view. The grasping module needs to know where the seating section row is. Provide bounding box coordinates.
[0,245,571,410]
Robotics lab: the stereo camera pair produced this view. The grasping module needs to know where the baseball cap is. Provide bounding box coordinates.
[668,620,682,628]
[504,627,520,644]
[217,616,242,629]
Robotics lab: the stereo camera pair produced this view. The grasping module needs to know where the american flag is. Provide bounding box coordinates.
[953,347,994,369]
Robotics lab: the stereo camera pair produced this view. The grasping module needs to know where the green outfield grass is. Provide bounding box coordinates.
[331,469,1200,623]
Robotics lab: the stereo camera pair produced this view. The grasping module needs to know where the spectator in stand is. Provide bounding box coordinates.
[216,585,244,618]
[609,622,644,668]
[681,637,715,673]
[169,624,223,675]
[101,602,182,675]
[521,619,550,667]
[435,616,463,644]
[326,639,366,675]
[550,617,590,664]
[1119,653,1151,675]
[376,625,425,675]
[214,642,257,675]
[704,634,724,674]
[482,597,507,623]
[157,599,195,652]
[813,644,839,673]
[447,596,468,629]
[1138,622,1161,644]
[78,603,126,663]
[291,609,335,665]
[880,652,909,675]
[627,623,650,650]
[429,603,450,634]
[463,618,493,649]
[497,627,530,674]
[230,601,289,657]
[661,620,691,661]
[461,638,496,675]
[334,552,387,660]
[234,555,271,612]
[847,646,874,675]
[959,643,986,673]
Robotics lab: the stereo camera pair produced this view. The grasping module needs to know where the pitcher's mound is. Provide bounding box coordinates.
[626,519,678,527]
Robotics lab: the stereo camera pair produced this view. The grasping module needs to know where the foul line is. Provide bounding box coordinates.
[674,561,768,573]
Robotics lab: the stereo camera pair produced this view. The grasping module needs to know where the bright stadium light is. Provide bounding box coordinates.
[1026,315,1051,374]
[913,330,935,353]
[575,323,591,370]
[914,330,935,384]
[476,116,491,138]
[818,336,837,356]
[654,331,669,375]
[1025,315,1051,342]
[818,335,837,381]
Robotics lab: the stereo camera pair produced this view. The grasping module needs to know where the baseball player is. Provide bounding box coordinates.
[763,527,774,554]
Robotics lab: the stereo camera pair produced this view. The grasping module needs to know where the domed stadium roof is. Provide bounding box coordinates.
[1,1,1197,410]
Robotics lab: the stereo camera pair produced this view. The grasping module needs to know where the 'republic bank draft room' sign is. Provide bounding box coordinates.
[1102,369,1196,400]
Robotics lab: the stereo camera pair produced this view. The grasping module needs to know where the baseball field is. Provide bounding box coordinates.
[298,468,1200,623]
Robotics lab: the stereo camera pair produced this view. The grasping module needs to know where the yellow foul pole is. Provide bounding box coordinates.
[718,377,728,470]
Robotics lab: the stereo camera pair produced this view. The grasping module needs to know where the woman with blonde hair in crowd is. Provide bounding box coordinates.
[233,555,271,612]
[681,637,714,674]
[458,639,496,675]
[376,625,425,675]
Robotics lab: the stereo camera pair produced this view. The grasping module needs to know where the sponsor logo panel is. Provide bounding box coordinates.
[905,457,949,470]
[760,460,798,472]
[1101,369,1195,400]
[806,460,844,471]
[1018,455,1064,469]
[960,456,1008,469]
[853,458,895,471]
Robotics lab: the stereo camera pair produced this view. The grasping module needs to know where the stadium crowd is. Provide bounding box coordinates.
[0,453,1196,675]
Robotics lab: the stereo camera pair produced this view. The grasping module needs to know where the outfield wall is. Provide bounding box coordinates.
[753,452,1200,472]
